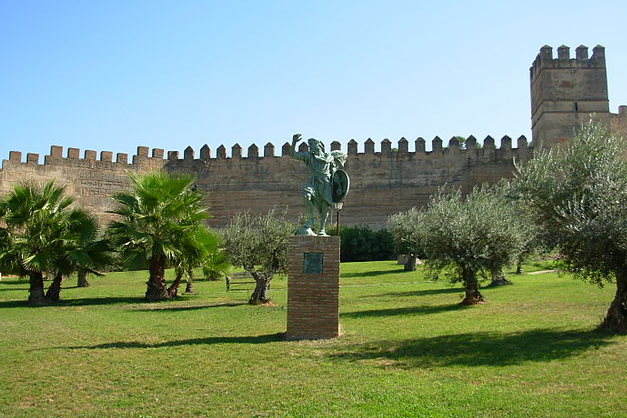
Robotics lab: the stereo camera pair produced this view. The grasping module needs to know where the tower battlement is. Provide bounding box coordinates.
[530,44,610,148]
[530,45,606,82]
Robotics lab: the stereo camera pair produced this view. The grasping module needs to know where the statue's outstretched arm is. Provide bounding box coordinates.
[290,133,306,161]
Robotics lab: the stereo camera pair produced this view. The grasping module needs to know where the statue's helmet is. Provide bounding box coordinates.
[307,138,324,152]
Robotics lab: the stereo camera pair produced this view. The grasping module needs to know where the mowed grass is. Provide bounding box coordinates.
[0,260,626,418]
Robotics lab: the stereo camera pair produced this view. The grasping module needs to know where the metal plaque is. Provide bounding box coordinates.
[303,252,324,274]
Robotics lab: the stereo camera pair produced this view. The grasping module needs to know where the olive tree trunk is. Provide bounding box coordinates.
[145,252,168,302]
[249,271,271,305]
[45,272,64,302]
[28,271,46,305]
[488,266,511,287]
[404,253,417,272]
[460,267,485,305]
[77,269,89,287]
[599,270,627,333]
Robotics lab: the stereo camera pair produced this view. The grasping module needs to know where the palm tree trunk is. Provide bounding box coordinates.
[77,269,89,287]
[248,272,271,305]
[167,269,184,298]
[45,272,63,302]
[28,272,46,305]
[460,267,485,305]
[184,267,195,293]
[145,252,168,301]
[184,277,195,294]
[599,270,627,333]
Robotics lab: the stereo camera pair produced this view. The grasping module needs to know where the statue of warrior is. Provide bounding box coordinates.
[290,133,350,236]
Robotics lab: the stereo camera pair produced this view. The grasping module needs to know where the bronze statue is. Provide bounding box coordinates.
[290,134,349,236]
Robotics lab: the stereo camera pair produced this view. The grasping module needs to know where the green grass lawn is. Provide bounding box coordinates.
[0,260,625,417]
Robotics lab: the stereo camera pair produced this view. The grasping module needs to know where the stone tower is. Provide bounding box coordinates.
[530,45,609,148]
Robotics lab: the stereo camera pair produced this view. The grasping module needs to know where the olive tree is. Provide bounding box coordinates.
[388,208,423,271]
[514,122,627,333]
[221,211,295,305]
[414,186,529,305]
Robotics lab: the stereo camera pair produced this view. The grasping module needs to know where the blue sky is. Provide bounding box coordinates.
[1,0,626,161]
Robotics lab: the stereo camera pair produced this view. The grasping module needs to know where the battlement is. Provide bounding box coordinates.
[0,136,531,230]
[1,145,168,169]
[530,44,606,81]
[1,136,530,170]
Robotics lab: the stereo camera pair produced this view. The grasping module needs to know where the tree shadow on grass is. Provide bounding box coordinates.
[0,298,251,310]
[342,303,467,318]
[0,279,30,292]
[361,287,464,299]
[134,302,248,312]
[330,328,614,368]
[341,269,408,278]
[65,333,284,350]
[0,297,144,308]
[0,279,29,285]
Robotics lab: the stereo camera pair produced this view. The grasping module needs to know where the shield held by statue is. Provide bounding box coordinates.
[332,169,350,204]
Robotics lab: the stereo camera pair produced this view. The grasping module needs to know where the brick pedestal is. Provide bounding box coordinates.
[286,236,340,340]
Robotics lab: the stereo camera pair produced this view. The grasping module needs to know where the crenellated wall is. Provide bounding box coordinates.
[0,136,531,229]
[0,146,167,225]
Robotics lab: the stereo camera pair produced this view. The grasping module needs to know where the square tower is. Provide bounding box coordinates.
[530,45,609,148]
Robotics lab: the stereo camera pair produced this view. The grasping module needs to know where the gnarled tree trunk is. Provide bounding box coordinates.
[460,267,485,305]
[45,272,63,302]
[28,272,46,305]
[488,267,511,287]
[404,253,417,271]
[599,271,627,333]
[249,271,271,305]
[77,269,89,287]
[145,252,168,302]
[515,258,523,275]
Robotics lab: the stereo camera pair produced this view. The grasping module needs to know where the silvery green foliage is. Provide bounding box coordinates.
[388,207,423,257]
[221,211,295,279]
[419,186,529,285]
[515,122,627,285]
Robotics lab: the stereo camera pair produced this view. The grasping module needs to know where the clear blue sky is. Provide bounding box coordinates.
[1,0,626,161]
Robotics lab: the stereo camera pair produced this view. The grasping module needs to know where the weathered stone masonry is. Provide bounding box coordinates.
[0,136,530,229]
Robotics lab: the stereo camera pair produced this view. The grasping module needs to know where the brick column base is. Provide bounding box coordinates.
[286,236,340,340]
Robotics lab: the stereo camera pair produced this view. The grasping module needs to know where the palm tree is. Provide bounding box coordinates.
[201,247,230,282]
[0,181,109,304]
[44,209,113,301]
[171,228,230,296]
[107,171,208,302]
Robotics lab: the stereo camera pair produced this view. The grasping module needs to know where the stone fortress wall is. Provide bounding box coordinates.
[0,136,530,229]
[1,44,626,229]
